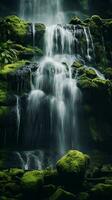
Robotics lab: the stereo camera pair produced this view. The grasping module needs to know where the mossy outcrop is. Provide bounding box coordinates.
[70,17,84,25]
[49,188,76,200]
[0,15,46,49]
[56,150,89,186]
[71,59,112,151]
[0,15,28,44]
[0,150,111,200]
[0,60,28,79]
[90,183,112,200]
[21,170,44,191]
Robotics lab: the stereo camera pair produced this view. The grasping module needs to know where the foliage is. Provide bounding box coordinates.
[0,41,17,67]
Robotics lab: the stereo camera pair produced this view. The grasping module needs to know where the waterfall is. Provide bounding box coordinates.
[19,0,65,24]
[32,23,36,48]
[15,95,20,144]
[14,0,105,170]
[24,20,82,165]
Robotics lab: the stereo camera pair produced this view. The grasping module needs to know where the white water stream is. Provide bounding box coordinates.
[14,0,105,169]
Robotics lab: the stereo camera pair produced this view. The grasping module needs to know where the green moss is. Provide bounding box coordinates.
[69,17,84,25]
[21,170,44,191]
[35,23,46,33]
[77,78,96,90]
[56,150,89,184]
[72,61,84,69]
[13,44,43,58]
[9,168,24,177]
[104,68,112,79]
[35,47,43,56]
[77,76,110,92]
[0,81,7,103]
[5,15,28,39]
[0,60,27,77]
[13,44,33,52]
[91,15,102,26]
[92,78,108,90]
[49,188,75,200]
[91,183,112,199]
[0,171,11,182]
[85,68,97,79]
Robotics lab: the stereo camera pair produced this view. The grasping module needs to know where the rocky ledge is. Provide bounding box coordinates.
[0,150,112,200]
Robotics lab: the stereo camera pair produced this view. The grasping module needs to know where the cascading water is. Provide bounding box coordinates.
[22,23,85,169]
[15,95,20,144]
[13,0,105,170]
[19,0,65,24]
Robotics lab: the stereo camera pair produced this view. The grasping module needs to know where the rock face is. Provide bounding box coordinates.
[0,151,112,200]
[0,61,38,148]
[56,150,89,186]
[0,15,46,47]
[0,15,112,160]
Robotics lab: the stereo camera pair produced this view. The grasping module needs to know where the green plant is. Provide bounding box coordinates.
[0,40,17,67]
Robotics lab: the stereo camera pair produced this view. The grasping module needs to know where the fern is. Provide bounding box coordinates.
[0,41,18,67]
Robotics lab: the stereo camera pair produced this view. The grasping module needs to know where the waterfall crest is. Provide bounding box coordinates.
[19,0,65,24]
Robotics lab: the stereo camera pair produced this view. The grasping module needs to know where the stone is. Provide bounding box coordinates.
[49,188,76,200]
[56,150,89,185]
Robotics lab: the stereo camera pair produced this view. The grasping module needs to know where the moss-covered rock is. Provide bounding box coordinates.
[90,183,112,200]
[49,188,76,200]
[77,192,89,200]
[9,168,24,178]
[0,15,28,43]
[77,77,111,94]
[13,44,43,59]
[91,15,103,26]
[44,169,59,185]
[35,23,46,48]
[0,81,8,104]
[0,171,11,182]
[77,78,96,90]
[69,17,84,25]
[56,150,89,185]
[84,68,97,79]
[21,170,44,192]
[0,60,28,79]
[104,67,112,79]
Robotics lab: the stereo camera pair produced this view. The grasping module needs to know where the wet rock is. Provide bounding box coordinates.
[56,150,89,186]
[69,17,84,25]
[49,188,76,200]
[42,184,56,198]
[21,170,44,192]
[90,183,112,200]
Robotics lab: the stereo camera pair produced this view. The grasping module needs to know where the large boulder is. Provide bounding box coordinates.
[21,170,44,192]
[56,150,89,185]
